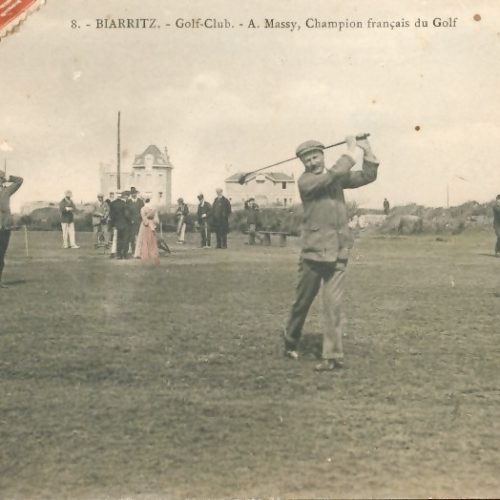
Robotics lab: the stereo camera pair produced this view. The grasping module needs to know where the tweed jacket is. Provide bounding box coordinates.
[299,154,379,262]
[0,176,23,230]
[92,201,107,226]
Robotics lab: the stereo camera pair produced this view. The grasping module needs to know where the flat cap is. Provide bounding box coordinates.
[295,140,325,158]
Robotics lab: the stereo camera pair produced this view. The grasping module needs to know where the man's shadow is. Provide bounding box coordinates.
[477,253,498,258]
[3,279,27,286]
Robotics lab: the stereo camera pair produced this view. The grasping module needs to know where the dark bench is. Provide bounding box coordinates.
[258,231,289,247]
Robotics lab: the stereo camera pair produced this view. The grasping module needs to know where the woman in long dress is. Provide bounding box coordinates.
[134,199,160,265]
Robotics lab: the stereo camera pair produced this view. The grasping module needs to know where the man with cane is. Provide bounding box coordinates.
[0,169,23,288]
[197,193,212,248]
[283,134,379,370]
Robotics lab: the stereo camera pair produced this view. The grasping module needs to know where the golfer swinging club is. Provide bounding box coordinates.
[0,168,23,288]
[283,133,379,371]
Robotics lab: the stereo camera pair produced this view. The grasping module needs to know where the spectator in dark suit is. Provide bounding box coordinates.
[110,191,132,259]
[383,197,390,215]
[212,188,232,249]
[59,190,79,249]
[0,169,23,288]
[197,193,211,248]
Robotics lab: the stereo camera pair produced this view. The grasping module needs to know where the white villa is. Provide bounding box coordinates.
[225,171,296,207]
[100,145,174,210]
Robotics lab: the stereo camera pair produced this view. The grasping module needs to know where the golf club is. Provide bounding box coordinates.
[238,133,370,185]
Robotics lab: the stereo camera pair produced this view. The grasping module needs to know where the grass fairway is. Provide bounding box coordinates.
[1,229,499,499]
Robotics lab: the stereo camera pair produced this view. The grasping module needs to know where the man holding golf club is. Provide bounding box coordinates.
[283,133,379,371]
[197,193,212,248]
[0,169,23,288]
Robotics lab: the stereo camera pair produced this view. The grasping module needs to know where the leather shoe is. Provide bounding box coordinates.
[282,328,298,359]
[284,349,299,360]
[314,359,344,371]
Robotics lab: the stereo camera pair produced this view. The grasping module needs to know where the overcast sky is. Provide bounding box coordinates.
[1,0,499,211]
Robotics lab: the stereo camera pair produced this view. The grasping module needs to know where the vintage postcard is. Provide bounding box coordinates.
[1,1,499,498]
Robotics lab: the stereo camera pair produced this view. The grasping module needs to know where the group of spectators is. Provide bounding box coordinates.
[176,189,264,248]
[58,186,260,257]
[61,187,161,264]
[191,189,232,249]
[174,188,234,248]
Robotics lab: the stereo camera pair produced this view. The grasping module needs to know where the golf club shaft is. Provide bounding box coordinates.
[241,133,370,181]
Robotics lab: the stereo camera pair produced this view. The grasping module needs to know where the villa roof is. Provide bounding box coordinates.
[225,171,295,183]
[133,145,173,169]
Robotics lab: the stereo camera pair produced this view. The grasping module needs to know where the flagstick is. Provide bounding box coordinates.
[24,225,30,258]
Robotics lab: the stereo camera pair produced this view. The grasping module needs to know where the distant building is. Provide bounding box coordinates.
[225,171,296,207]
[100,145,174,210]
